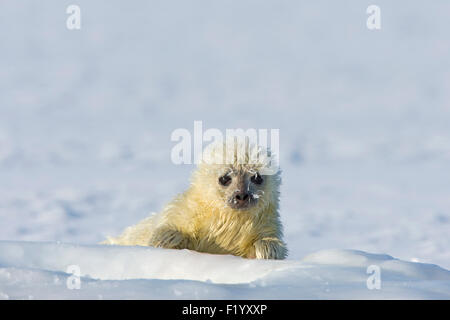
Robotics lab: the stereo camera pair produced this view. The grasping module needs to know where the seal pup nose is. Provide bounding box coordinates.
[232,190,250,208]
[235,192,249,202]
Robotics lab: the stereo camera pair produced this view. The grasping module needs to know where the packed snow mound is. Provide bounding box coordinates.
[0,241,449,299]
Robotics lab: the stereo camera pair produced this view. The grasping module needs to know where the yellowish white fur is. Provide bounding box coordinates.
[103,141,287,259]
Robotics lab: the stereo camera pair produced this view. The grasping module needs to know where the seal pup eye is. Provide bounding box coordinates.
[251,173,264,185]
[218,174,232,186]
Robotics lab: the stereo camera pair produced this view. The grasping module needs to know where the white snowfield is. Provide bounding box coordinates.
[0,241,449,300]
[1,1,450,300]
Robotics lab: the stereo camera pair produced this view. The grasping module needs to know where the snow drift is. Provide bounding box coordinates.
[0,241,449,299]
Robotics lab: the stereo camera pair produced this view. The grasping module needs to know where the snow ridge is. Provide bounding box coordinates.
[0,241,449,299]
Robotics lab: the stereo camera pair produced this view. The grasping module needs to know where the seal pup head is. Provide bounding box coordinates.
[190,140,281,214]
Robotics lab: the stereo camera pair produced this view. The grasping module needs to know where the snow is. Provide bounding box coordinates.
[1,1,450,299]
[0,241,449,299]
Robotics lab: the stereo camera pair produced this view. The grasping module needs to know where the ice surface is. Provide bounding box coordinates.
[0,241,449,299]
